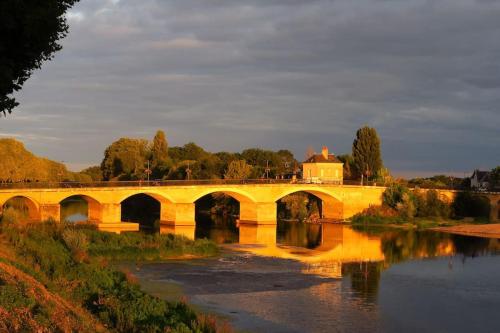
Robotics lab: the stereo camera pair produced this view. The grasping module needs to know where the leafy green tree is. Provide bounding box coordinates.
[151,130,168,167]
[0,138,77,182]
[337,154,357,180]
[396,193,416,219]
[1,0,79,115]
[150,130,171,178]
[490,166,500,190]
[101,138,149,180]
[224,160,253,179]
[383,183,412,209]
[352,126,383,180]
[79,166,103,181]
[281,193,309,221]
[452,191,491,218]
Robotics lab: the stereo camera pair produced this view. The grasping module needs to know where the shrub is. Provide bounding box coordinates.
[396,193,416,220]
[0,207,25,226]
[382,183,412,209]
[452,192,490,219]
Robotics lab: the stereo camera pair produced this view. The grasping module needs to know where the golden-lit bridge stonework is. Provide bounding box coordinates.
[0,183,497,232]
[0,183,386,231]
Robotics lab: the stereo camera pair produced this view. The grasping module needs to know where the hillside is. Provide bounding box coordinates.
[0,250,105,332]
[0,138,90,182]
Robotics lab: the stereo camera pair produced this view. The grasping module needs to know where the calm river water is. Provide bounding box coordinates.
[62,200,500,333]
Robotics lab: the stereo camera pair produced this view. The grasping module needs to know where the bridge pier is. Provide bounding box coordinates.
[160,203,196,226]
[322,199,344,220]
[39,204,60,222]
[240,202,277,225]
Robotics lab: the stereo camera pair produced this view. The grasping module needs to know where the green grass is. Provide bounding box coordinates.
[83,228,218,260]
[0,221,228,332]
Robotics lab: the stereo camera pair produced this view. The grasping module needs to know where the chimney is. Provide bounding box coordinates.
[322,146,329,159]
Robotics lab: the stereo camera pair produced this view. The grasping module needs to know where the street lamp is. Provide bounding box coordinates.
[186,161,192,181]
[145,160,152,181]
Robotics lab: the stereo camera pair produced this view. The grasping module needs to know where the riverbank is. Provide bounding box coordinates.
[351,212,491,229]
[432,223,500,239]
[0,221,230,332]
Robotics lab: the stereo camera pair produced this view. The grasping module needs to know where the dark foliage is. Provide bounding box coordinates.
[1,0,79,115]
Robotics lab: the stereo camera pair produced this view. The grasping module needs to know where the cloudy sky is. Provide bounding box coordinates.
[2,0,499,176]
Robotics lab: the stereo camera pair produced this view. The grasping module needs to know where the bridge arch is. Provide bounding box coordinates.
[1,195,40,221]
[119,192,175,228]
[190,188,257,204]
[117,191,175,206]
[59,194,102,223]
[275,188,343,220]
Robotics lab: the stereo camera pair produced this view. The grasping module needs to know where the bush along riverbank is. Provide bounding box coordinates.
[352,184,492,228]
[0,220,229,332]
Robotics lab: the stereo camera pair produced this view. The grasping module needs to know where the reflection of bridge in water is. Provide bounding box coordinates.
[161,223,386,278]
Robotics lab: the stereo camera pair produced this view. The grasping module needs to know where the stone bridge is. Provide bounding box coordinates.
[0,182,497,232]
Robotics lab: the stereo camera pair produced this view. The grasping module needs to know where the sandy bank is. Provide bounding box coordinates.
[433,224,500,239]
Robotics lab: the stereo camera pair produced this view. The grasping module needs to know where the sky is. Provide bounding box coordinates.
[1,0,499,177]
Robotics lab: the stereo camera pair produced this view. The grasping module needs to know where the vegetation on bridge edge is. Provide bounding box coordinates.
[0,218,228,332]
[352,183,492,228]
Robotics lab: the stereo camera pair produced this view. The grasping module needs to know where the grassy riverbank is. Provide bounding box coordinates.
[0,220,228,332]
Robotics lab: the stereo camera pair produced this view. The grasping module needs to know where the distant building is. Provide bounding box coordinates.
[470,169,490,190]
[302,146,343,183]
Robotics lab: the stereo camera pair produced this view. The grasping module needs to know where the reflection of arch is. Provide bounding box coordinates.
[275,188,343,220]
[59,194,102,222]
[1,195,40,221]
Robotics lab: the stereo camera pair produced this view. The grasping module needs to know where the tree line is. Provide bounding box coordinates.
[80,130,297,182]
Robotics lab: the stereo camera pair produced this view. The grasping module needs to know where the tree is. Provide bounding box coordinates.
[101,138,149,180]
[1,0,79,115]
[337,154,358,180]
[225,160,253,179]
[383,183,412,209]
[490,166,500,190]
[80,166,103,181]
[150,130,170,178]
[352,126,383,180]
[151,130,168,167]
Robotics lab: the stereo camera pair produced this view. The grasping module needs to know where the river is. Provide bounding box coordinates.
[62,199,500,333]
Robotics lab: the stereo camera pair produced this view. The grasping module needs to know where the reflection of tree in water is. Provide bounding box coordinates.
[380,230,453,264]
[277,220,322,249]
[354,225,500,264]
[343,262,384,304]
[451,235,495,258]
[195,193,240,244]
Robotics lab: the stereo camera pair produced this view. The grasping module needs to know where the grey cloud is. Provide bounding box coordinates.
[1,0,499,175]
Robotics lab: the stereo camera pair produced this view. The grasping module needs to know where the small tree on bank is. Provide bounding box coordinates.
[352,126,383,180]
